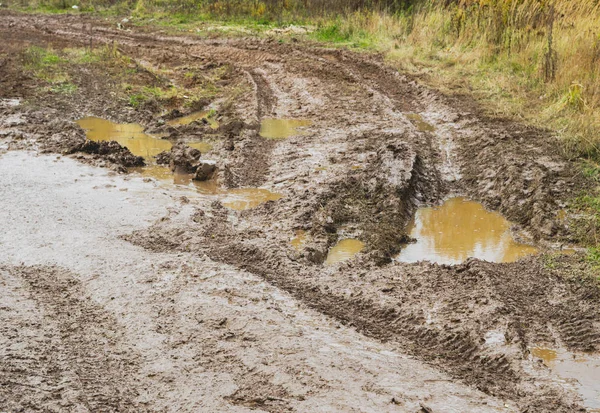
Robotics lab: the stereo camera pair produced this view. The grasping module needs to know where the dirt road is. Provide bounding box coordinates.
[1,11,598,412]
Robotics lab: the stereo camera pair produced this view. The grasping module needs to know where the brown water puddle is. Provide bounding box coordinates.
[406,113,435,133]
[221,188,282,211]
[77,116,172,158]
[167,110,219,129]
[259,118,312,139]
[78,117,213,157]
[138,165,279,210]
[78,117,277,210]
[291,230,308,250]
[325,239,365,265]
[397,197,538,265]
[531,347,600,411]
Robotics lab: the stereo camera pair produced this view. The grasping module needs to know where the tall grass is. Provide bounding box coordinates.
[311,0,600,160]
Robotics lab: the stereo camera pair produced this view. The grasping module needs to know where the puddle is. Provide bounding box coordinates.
[397,197,538,265]
[221,188,282,210]
[78,117,277,210]
[136,165,277,209]
[406,113,435,133]
[531,347,600,411]
[291,230,308,250]
[77,117,172,158]
[259,118,312,139]
[167,111,219,129]
[325,239,365,265]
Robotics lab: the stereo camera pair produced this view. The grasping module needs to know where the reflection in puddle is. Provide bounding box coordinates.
[325,239,364,265]
[406,113,435,133]
[531,347,600,411]
[291,230,308,250]
[259,118,312,139]
[167,111,219,129]
[77,117,171,158]
[221,188,282,211]
[397,197,538,265]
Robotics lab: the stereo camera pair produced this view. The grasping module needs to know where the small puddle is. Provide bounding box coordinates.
[531,347,600,411]
[167,111,219,129]
[77,117,278,210]
[325,239,364,265]
[77,117,172,158]
[406,113,435,133]
[397,197,538,265]
[291,230,308,250]
[259,118,312,139]
[221,188,282,211]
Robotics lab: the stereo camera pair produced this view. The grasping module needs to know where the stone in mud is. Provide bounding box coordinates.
[155,150,171,166]
[68,139,145,167]
[194,161,216,181]
[218,119,246,136]
[168,142,202,174]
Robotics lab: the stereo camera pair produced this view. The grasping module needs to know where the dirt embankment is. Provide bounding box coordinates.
[1,10,598,413]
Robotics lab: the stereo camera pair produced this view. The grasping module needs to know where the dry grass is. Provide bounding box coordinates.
[310,1,600,159]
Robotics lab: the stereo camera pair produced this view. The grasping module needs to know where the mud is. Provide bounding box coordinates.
[1,10,598,412]
[167,110,219,129]
[69,138,146,167]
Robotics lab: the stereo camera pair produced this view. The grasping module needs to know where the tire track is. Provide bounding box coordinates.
[0,265,144,412]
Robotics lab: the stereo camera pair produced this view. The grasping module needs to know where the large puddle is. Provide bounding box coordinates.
[531,347,600,411]
[325,239,364,265]
[397,197,538,265]
[259,118,312,139]
[77,117,172,158]
[77,117,280,210]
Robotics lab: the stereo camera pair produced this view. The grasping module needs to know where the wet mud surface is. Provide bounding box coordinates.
[1,10,599,412]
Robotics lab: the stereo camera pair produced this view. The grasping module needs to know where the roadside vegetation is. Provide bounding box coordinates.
[8,0,600,263]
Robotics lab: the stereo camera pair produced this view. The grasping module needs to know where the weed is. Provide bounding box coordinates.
[128,93,146,108]
[23,46,64,70]
[49,82,78,94]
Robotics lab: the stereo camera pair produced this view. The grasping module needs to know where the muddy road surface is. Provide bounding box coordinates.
[1,11,599,412]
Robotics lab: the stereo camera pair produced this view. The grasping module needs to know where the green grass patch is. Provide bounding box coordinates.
[49,82,78,94]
